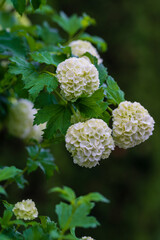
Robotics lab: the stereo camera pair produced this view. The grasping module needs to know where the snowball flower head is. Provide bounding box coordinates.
[112,101,155,149]
[82,237,95,240]
[6,99,36,139]
[65,119,115,168]
[69,40,102,64]
[13,199,38,220]
[56,57,99,101]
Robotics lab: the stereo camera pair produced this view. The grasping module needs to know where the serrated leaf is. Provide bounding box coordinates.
[11,0,26,15]
[0,166,22,182]
[49,186,76,203]
[40,216,57,232]
[26,73,58,101]
[35,104,71,139]
[0,31,27,57]
[80,33,107,52]
[56,202,99,230]
[37,22,64,45]
[70,203,99,228]
[75,88,108,118]
[80,13,96,28]
[99,111,111,125]
[105,76,125,105]
[31,51,66,66]
[26,146,56,178]
[53,12,81,36]
[9,56,35,82]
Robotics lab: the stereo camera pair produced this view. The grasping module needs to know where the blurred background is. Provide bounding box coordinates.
[1,0,160,239]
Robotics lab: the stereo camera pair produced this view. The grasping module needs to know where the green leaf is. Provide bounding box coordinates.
[105,76,125,105]
[75,88,108,118]
[97,63,108,85]
[37,22,64,45]
[0,186,7,196]
[9,56,35,82]
[56,202,99,230]
[0,12,16,29]
[53,12,81,36]
[99,111,111,125]
[49,186,76,203]
[0,166,22,182]
[23,226,45,240]
[30,51,66,66]
[80,13,96,28]
[78,192,109,204]
[0,31,27,57]
[40,216,58,233]
[31,0,41,9]
[26,73,58,101]
[35,104,71,139]
[55,202,72,229]
[26,145,56,178]
[70,202,99,228]
[11,0,26,15]
[80,33,107,52]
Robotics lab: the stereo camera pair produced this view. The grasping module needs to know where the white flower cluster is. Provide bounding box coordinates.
[82,237,95,240]
[13,199,38,220]
[65,119,115,168]
[56,57,99,101]
[69,40,102,64]
[6,99,45,142]
[112,101,155,149]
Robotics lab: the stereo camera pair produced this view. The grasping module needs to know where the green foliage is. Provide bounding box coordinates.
[104,76,125,105]
[26,145,56,178]
[35,103,72,139]
[53,12,82,37]
[11,0,26,15]
[75,88,108,118]
[80,32,107,52]
[30,51,66,66]
[0,31,27,57]
[0,166,22,182]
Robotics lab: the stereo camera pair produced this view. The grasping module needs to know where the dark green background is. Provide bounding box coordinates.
[1,0,160,239]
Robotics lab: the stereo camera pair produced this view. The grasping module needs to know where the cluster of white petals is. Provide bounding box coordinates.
[82,237,95,240]
[65,119,115,168]
[56,57,99,101]
[6,99,36,139]
[13,199,38,220]
[26,122,46,142]
[6,99,45,142]
[69,40,102,64]
[112,101,155,149]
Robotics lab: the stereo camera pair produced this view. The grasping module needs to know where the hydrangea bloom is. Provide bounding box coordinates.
[56,57,99,101]
[6,99,36,139]
[69,40,102,64]
[65,119,115,168]
[81,237,95,240]
[112,101,155,149]
[13,199,38,220]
